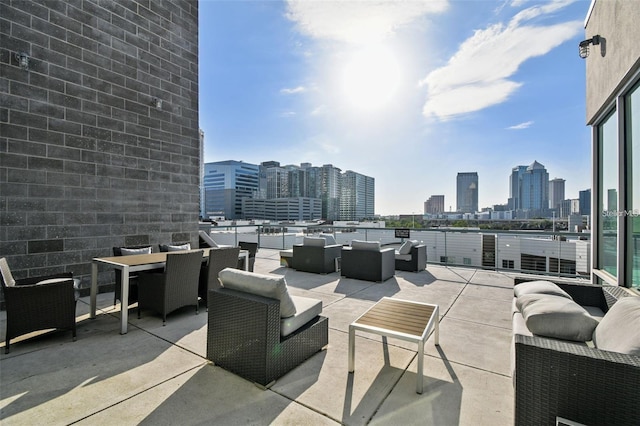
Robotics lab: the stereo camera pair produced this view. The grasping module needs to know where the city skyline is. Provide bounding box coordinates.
[199,0,591,215]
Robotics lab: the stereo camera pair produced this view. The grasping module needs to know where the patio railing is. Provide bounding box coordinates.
[199,223,591,280]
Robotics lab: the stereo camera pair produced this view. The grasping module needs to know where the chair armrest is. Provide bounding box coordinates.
[15,272,73,286]
[514,333,640,425]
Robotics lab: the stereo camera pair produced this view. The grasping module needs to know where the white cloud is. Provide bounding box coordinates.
[311,105,327,116]
[286,0,448,44]
[507,120,534,130]
[280,111,296,118]
[280,86,307,94]
[420,1,581,120]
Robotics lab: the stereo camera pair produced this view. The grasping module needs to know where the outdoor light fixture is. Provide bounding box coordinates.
[152,98,162,110]
[579,35,601,59]
[14,52,30,70]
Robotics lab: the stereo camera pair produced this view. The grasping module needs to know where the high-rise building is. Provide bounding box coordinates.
[579,189,591,216]
[456,172,478,213]
[340,171,375,221]
[319,164,342,220]
[425,195,445,215]
[510,161,550,218]
[549,178,566,210]
[202,161,259,219]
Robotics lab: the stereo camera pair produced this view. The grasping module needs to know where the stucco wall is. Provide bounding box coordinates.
[0,0,199,291]
[585,0,640,123]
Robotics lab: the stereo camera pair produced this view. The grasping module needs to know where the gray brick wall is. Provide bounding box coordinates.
[1,0,200,292]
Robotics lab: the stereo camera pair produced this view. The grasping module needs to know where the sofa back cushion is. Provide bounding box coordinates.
[303,236,326,247]
[0,257,16,287]
[592,296,640,355]
[218,268,297,318]
[319,233,337,246]
[398,241,413,255]
[514,280,572,299]
[517,293,599,342]
[351,240,380,251]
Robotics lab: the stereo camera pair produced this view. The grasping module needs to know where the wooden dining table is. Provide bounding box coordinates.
[90,248,249,334]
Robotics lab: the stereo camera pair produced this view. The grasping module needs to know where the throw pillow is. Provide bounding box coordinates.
[514,280,572,299]
[592,297,640,355]
[398,241,413,255]
[303,236,326,247]
[167,243,191,252]
[518,293,599,342]
[319,233,337,246]
[120,246,152,256]
[218,268,297,318]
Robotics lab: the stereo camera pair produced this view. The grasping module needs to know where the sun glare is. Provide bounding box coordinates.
[342,46,401,111]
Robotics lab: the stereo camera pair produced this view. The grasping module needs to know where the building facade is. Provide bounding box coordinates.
[579,188,591,216]
[340,170,375,221]
[242,197,321,221]
[586,0,640,289]
[202,161,259,220]
[456,172,478,213]
[1,0,200,290]
[425,195,445,215]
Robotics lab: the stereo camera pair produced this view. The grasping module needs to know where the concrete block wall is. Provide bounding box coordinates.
[0,0,200,291]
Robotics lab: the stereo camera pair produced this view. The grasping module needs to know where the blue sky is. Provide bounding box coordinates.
[199,0,591,216]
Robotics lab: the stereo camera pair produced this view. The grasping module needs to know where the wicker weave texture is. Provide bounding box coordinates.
[138,250,203,323]
[291,244,341,274]
[207,288,328,386]
[1,261,77,353]
[341,247,395,282]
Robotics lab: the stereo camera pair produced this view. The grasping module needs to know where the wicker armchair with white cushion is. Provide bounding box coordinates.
[207,268,328,387]
[291,236,341,274]
[0,257,79,353]
[340,240,395,282]
[394,240,427,272]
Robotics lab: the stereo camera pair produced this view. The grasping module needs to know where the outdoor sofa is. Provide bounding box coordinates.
[512,278,640,426]
[394,240,427,272]
[341,240,395,282]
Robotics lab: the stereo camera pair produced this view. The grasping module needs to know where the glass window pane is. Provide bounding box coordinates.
[599,110,618,278]
[627,82,640,288]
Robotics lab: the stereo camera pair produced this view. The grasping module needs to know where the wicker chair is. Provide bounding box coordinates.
[238,241,258,272]
[137,250,203,325]
[0,257,78,353]
[112,245,155,307]
[341,241,395,282]
[513,281,640,425]
[199,246,241,306]
[207,286,328,387]
[395,244,427,272]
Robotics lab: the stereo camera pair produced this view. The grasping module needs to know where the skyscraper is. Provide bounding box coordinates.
[579,189,591,216]
[340,171,375,221]
[549,178,566,210]
[456,172,478,213]
[510,161,550,218]
[202,161,259,219]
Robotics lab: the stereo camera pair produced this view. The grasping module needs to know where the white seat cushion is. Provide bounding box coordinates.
[218,268,297,318]
[199,230,219,247]
[395,253,412,261]
[280,295,322,337]
[120,246,152,256]
[351,240,380,251]
[398,241,413,255]
[319,233,337,245]
[166,243,191,251]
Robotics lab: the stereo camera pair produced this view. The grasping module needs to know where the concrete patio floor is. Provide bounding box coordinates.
[1,248,517,425]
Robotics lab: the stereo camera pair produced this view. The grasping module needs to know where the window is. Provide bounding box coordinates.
[502,259,514,269]
[598,110,618,279]
[626,82,640,288]
[463,257,471,265]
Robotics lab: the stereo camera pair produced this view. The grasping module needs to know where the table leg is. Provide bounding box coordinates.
[417,339,424,394]
[90,262,98,319]
[434,306,440,346]
[120,266,129,334]
[348,325,355,372]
